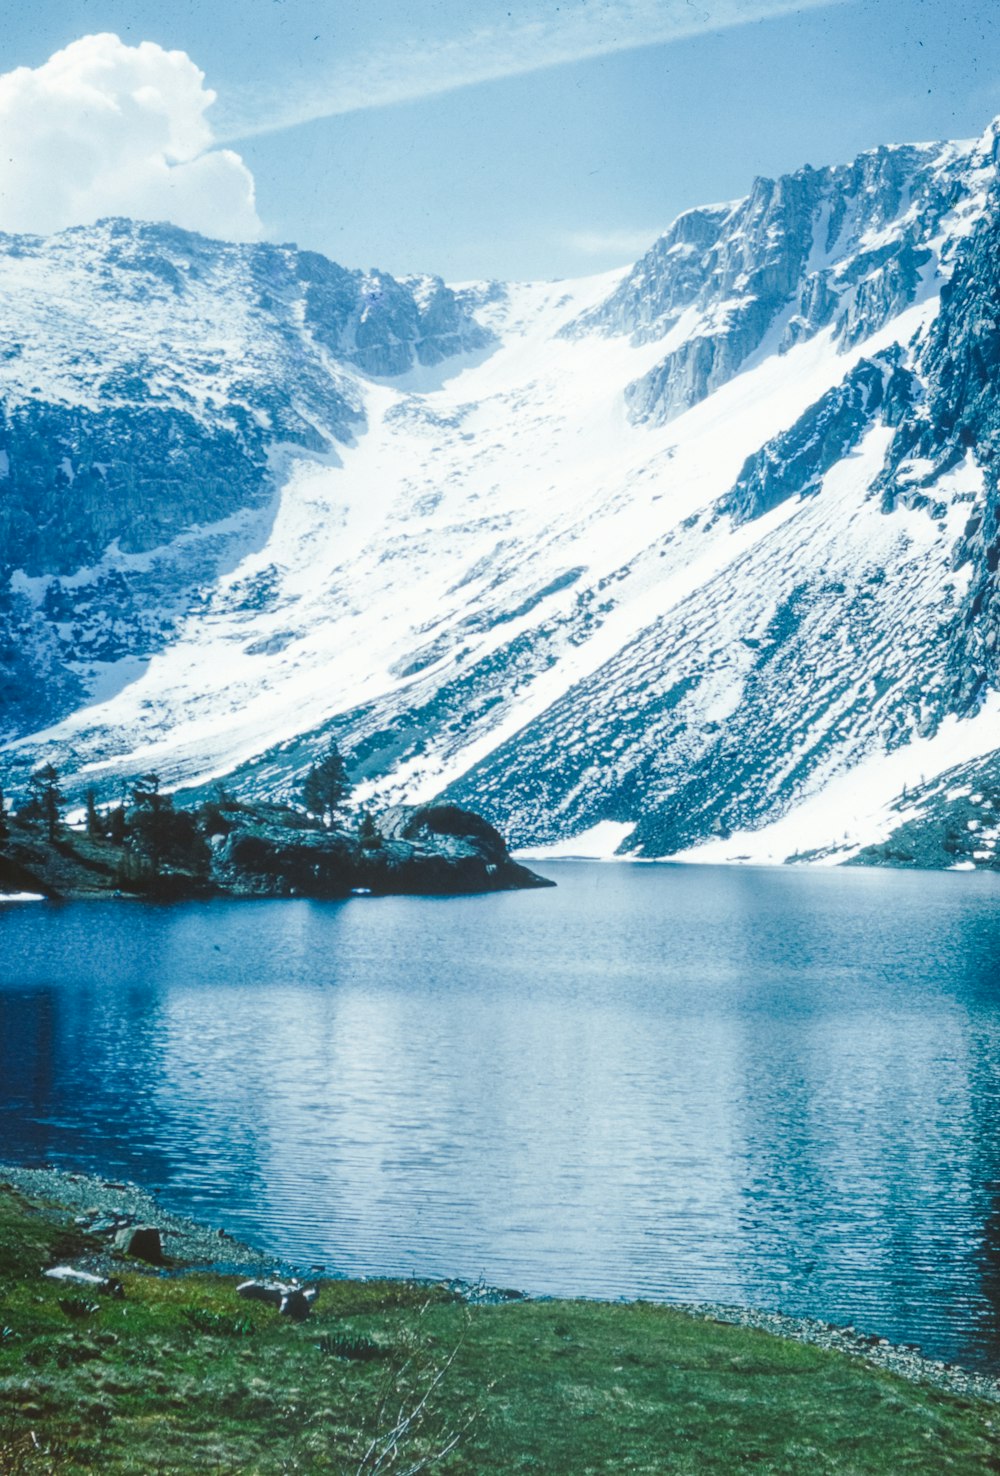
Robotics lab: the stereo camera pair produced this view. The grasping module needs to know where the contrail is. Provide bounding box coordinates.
[217,0,851,142]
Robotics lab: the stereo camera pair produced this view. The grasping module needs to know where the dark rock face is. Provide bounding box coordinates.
[858,139,1000,712]
[916,218,1000,707]
[623,301,770,428]
[114,1225,163,1264]
[213,820,356,897]
[1,402,270,581]
[572,141,976,426]
[721,357,887,526]
[299,255,491,376]
[848,749,1000,871]
[0,398,280,741]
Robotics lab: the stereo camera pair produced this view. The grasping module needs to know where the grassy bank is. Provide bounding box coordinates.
[1,1182,999,1474]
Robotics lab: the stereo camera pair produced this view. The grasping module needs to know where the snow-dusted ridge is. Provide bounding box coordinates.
[4,123,1000,868]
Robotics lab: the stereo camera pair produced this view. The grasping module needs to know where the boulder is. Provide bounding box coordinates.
[379,803,507,858]
[44,1265,124,1297]
[236,1278,318,1320]
[113,1225,163,1263]
[365,804,554,894]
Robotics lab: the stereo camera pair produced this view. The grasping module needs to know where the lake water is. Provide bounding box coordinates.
[3,860,1000,1371]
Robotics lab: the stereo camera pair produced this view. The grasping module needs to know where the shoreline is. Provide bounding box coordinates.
[6,1159,999,1406]
[514,849,1000,877]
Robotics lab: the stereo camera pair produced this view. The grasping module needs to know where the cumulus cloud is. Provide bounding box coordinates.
[0,34,261,240]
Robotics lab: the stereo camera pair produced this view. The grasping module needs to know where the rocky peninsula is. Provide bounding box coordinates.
[0,797,552,902]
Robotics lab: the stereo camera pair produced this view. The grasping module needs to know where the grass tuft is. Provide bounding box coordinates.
[180,1309,256,1338]
[315,1333,391,1362]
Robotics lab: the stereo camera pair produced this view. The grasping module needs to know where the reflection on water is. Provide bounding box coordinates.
[2,861,1000,1369]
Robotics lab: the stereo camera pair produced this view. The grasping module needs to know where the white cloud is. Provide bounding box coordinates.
[221,0,849,140]
[0,34,261,240]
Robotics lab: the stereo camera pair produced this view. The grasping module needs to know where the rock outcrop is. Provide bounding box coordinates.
[721,357,888,526]
[210,800,551,897]
[366,803,552,893]
[569,138,982,427]
[0,800,552,900]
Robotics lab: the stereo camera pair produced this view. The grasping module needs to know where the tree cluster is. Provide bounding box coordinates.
[0,742,384,870]
[20,764,64,842]
[1,765,208,878]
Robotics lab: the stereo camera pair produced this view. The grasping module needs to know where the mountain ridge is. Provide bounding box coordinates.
[4,120,1000,868]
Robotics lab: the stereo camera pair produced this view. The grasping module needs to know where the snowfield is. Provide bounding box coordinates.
[4,125,1000,864]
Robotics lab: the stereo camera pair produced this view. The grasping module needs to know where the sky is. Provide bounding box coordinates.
[3,0,1000,281]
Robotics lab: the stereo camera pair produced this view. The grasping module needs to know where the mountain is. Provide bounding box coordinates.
[3,121,1000,868]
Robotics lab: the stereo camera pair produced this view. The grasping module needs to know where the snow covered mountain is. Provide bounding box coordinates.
[4,120,1000,867]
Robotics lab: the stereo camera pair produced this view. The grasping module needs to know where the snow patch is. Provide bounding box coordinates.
[669,694,1000,867]
[517,821,635,860]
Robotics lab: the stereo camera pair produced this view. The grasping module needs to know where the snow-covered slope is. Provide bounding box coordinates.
[4,123,1000,866]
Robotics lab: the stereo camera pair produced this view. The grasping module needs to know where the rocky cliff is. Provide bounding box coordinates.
[0,220,490,737]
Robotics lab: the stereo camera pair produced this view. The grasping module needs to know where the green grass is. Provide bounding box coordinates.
[1,1188,999,1474]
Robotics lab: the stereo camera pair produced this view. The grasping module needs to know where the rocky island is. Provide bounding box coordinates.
[0,758,552,901]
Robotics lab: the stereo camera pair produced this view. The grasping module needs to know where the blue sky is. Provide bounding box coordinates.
[5,0,1000,280]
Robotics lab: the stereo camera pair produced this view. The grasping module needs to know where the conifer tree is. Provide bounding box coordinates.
[302,744,351,828]
[29,764,63,842]
[131,772,170,872]
[85,787,105,839]
[358,808,382,849]
[106,803,127,846]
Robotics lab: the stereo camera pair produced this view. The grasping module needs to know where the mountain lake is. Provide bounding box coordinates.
[3,859,1000,1372]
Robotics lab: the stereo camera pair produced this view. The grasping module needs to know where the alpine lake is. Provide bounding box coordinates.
[4,859,1000,1374]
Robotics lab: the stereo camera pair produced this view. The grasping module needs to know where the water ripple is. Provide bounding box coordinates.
[2,861,1000,1369]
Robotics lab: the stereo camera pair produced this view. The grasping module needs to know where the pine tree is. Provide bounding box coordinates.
[29,764,63,842]
[85,787,105,839]
[106,803,127,846]
[131,772,170,872]
[358,808,382,850]
[0,786,7,842]
[132,772,165,811]
[302,745,351,827]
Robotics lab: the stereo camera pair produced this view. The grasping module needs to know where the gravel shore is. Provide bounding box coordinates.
[672,1301,1000,1406]
[0,1162,276,1275]
[5,1160,999,1404]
